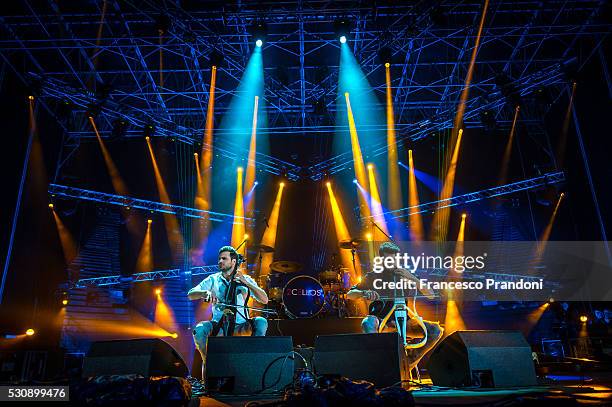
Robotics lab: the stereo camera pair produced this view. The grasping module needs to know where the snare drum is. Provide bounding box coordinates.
[282,275,325,318]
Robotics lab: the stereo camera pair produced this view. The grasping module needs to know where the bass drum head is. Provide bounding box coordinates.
[282,275,325,318]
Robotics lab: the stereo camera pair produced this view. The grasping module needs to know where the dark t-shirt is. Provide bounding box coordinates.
[352,269,415,318]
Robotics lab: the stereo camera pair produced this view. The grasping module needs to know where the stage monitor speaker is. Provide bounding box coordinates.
[206,336,294,395]
[313,333,408,387]
[428,330,537,388]
[82,338,188,378]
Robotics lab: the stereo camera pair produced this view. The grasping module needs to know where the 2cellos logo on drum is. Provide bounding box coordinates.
[285,288,324,297]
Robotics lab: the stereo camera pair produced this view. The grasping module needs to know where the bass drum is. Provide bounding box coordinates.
[282,275,325,319]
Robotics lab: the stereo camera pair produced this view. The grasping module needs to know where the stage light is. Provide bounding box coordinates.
[367,163,373,170]
[549,297,555,303]
[62,299,68,306]
[326,182,331,187]
[366,233,372,240]
[280,182,285,187]
[244,233,249,240]
[48,203,54,209]
[171,333,178,339]
[254,181,259,186]
[155,288,162,295]
[580,315,588,323]
[339,35,347,44]
[194,152,198,157]
[25,329,35,336]
[237,166,243,172]
[145,136,150,141]
[353,179,358,184]
[250,22,267,47]
[147,219,152,224]
[28,95,34,101]
[462,213,467,218]
[385,62,390,68]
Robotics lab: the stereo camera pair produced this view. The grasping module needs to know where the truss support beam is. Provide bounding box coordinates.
[361,171,565,222]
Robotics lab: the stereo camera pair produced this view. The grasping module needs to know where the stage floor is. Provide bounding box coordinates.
[190,372,612,406]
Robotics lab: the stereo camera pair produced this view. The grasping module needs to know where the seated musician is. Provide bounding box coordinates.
[347,242,443,369]
[187,245,269,378]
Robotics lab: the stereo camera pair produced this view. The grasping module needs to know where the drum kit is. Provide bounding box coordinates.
[250,239,362,319]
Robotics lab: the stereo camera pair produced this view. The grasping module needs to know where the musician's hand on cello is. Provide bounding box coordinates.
[201,290,218,304]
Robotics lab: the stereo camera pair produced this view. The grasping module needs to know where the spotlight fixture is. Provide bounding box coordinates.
[352,179,358,184]
[334,19,350,43]
[155,288,162,295]
[147,219,152,224]
[549,297,555,303]
[209,49,224,68]
[580,315,588,323]
[462,213,467,219]
[366,233,372,240]
[171,333,178,339]
[244,233,249,239]
[25,329,35,336]
[367,164,374,170]
[111,118,128,141]
[48,203,54,209]
[280,182,285,187]
[326,182,331,187]
[62,299,68,306]
[378,47,392,66]
[143,124,155,138]
[250,22,267,48]
[28,95,35,101]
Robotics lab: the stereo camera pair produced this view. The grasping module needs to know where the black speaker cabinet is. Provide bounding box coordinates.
[82,338,188,377]
[313,333,408,387]
[428,330,537,388]
[206,336,294,395]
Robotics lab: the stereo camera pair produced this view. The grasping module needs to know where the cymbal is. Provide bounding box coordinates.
[270,260,303,273]
[249,244,275,253]
[339,238,365,249]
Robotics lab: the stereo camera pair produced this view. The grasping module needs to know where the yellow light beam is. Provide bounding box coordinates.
[449,0,490,152]
[367,164,389,239]
[443,299,466,337]
[89,116,129,196]
[244,96,259,219]
[231,167,245,248]
[431,129,464,241]
[408,150,425,242]
[194,66,217,258]
[155,291,177,332]
[196,66,217,212]
[51,208,77,264]
[498,106,520,186]
[135,221,153,272]
[535,193,565,262]
[385,64,402,213]
[260,183,285,279]
[326,182,366,315]
[145,137,184,257]
[345,93,371,219]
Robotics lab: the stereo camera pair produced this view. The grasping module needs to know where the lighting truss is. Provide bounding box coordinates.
[73,265,219,288]
[1,1,607,162]
[48,183,253,224]
[361,171,565,222]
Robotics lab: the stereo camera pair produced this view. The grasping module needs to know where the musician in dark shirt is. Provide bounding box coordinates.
[347,242,443,370]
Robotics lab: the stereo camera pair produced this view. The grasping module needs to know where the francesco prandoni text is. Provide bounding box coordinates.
[372,278,544,291]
